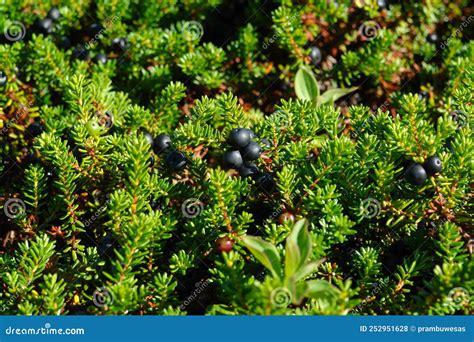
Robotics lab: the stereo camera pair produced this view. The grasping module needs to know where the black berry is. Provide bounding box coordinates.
[26,122,44,138]
[153,134,171,154]
[377,0,387,9]
[223,150,243,169]
[89,23,104,37]
[240,141,262,161]
[261,138,272,149]
[239,163,259,178]
[166,150,187,171]
[405,163,427,185]
[72,46,89,61]
[47,7,61,21]
[228,128,251,149]
[255,172,276,193]
[93,53,108,64]
[427,33,438,44]
[98,236,117,258]
[35,18,54,35]
[57,36,71,49]
[0,71,7,87]
[310,46,322,65]
[150,198,163,211]
[424,156,442,176]
[111,37,129,53]
[216,237,233,253]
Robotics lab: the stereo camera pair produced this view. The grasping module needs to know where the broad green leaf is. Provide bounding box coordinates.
[241,235,282,280]
[287,279,307,305]
[292,258,326,282]
[284,219,311,278]
[317,87,358,106]
[304,279,339,300]
[295,66,319,103]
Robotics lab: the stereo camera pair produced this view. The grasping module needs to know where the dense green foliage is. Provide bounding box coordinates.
[0,0,472,315]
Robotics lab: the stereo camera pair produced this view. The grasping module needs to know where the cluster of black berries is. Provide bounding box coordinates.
[223,128,275,193]
[34,7,61,35]
[139,130,187,171]
[405,156,442,185]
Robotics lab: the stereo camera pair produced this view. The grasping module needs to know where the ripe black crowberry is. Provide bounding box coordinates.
[310,46,322,65]
[93,53,108,64]
[153,134,171,154]
[57,36,71,49]
[405,163,427,185]
[239,163,259,178]
[89,23,104,37]
[424,156,442,176]
[427,33,438,44]
[223,150,243,169]
[47,7,61,21]
[35,18,54,35]
[228,128,252,149]
[240,141,262,161]
[72,46,89,61]
[0,71,7,87]
[150,198,163,211]
[216,237,233,253]
[166,150,187,171]
[255,172,276,193]
[26,122,44,138]
[111,37,129,53]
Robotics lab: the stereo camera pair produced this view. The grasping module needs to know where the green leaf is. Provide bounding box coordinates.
[295,66,319,103]
[304,279,339,300]
[292,258,326,282]
[241,236,282,280]
[317,87,358,106]
[284,219,311,278]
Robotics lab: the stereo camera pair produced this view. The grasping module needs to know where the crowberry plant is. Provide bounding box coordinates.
[0,0,472,317]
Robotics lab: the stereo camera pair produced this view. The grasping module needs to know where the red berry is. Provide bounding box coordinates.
[278,211,295,224]
[216,237,233,252]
